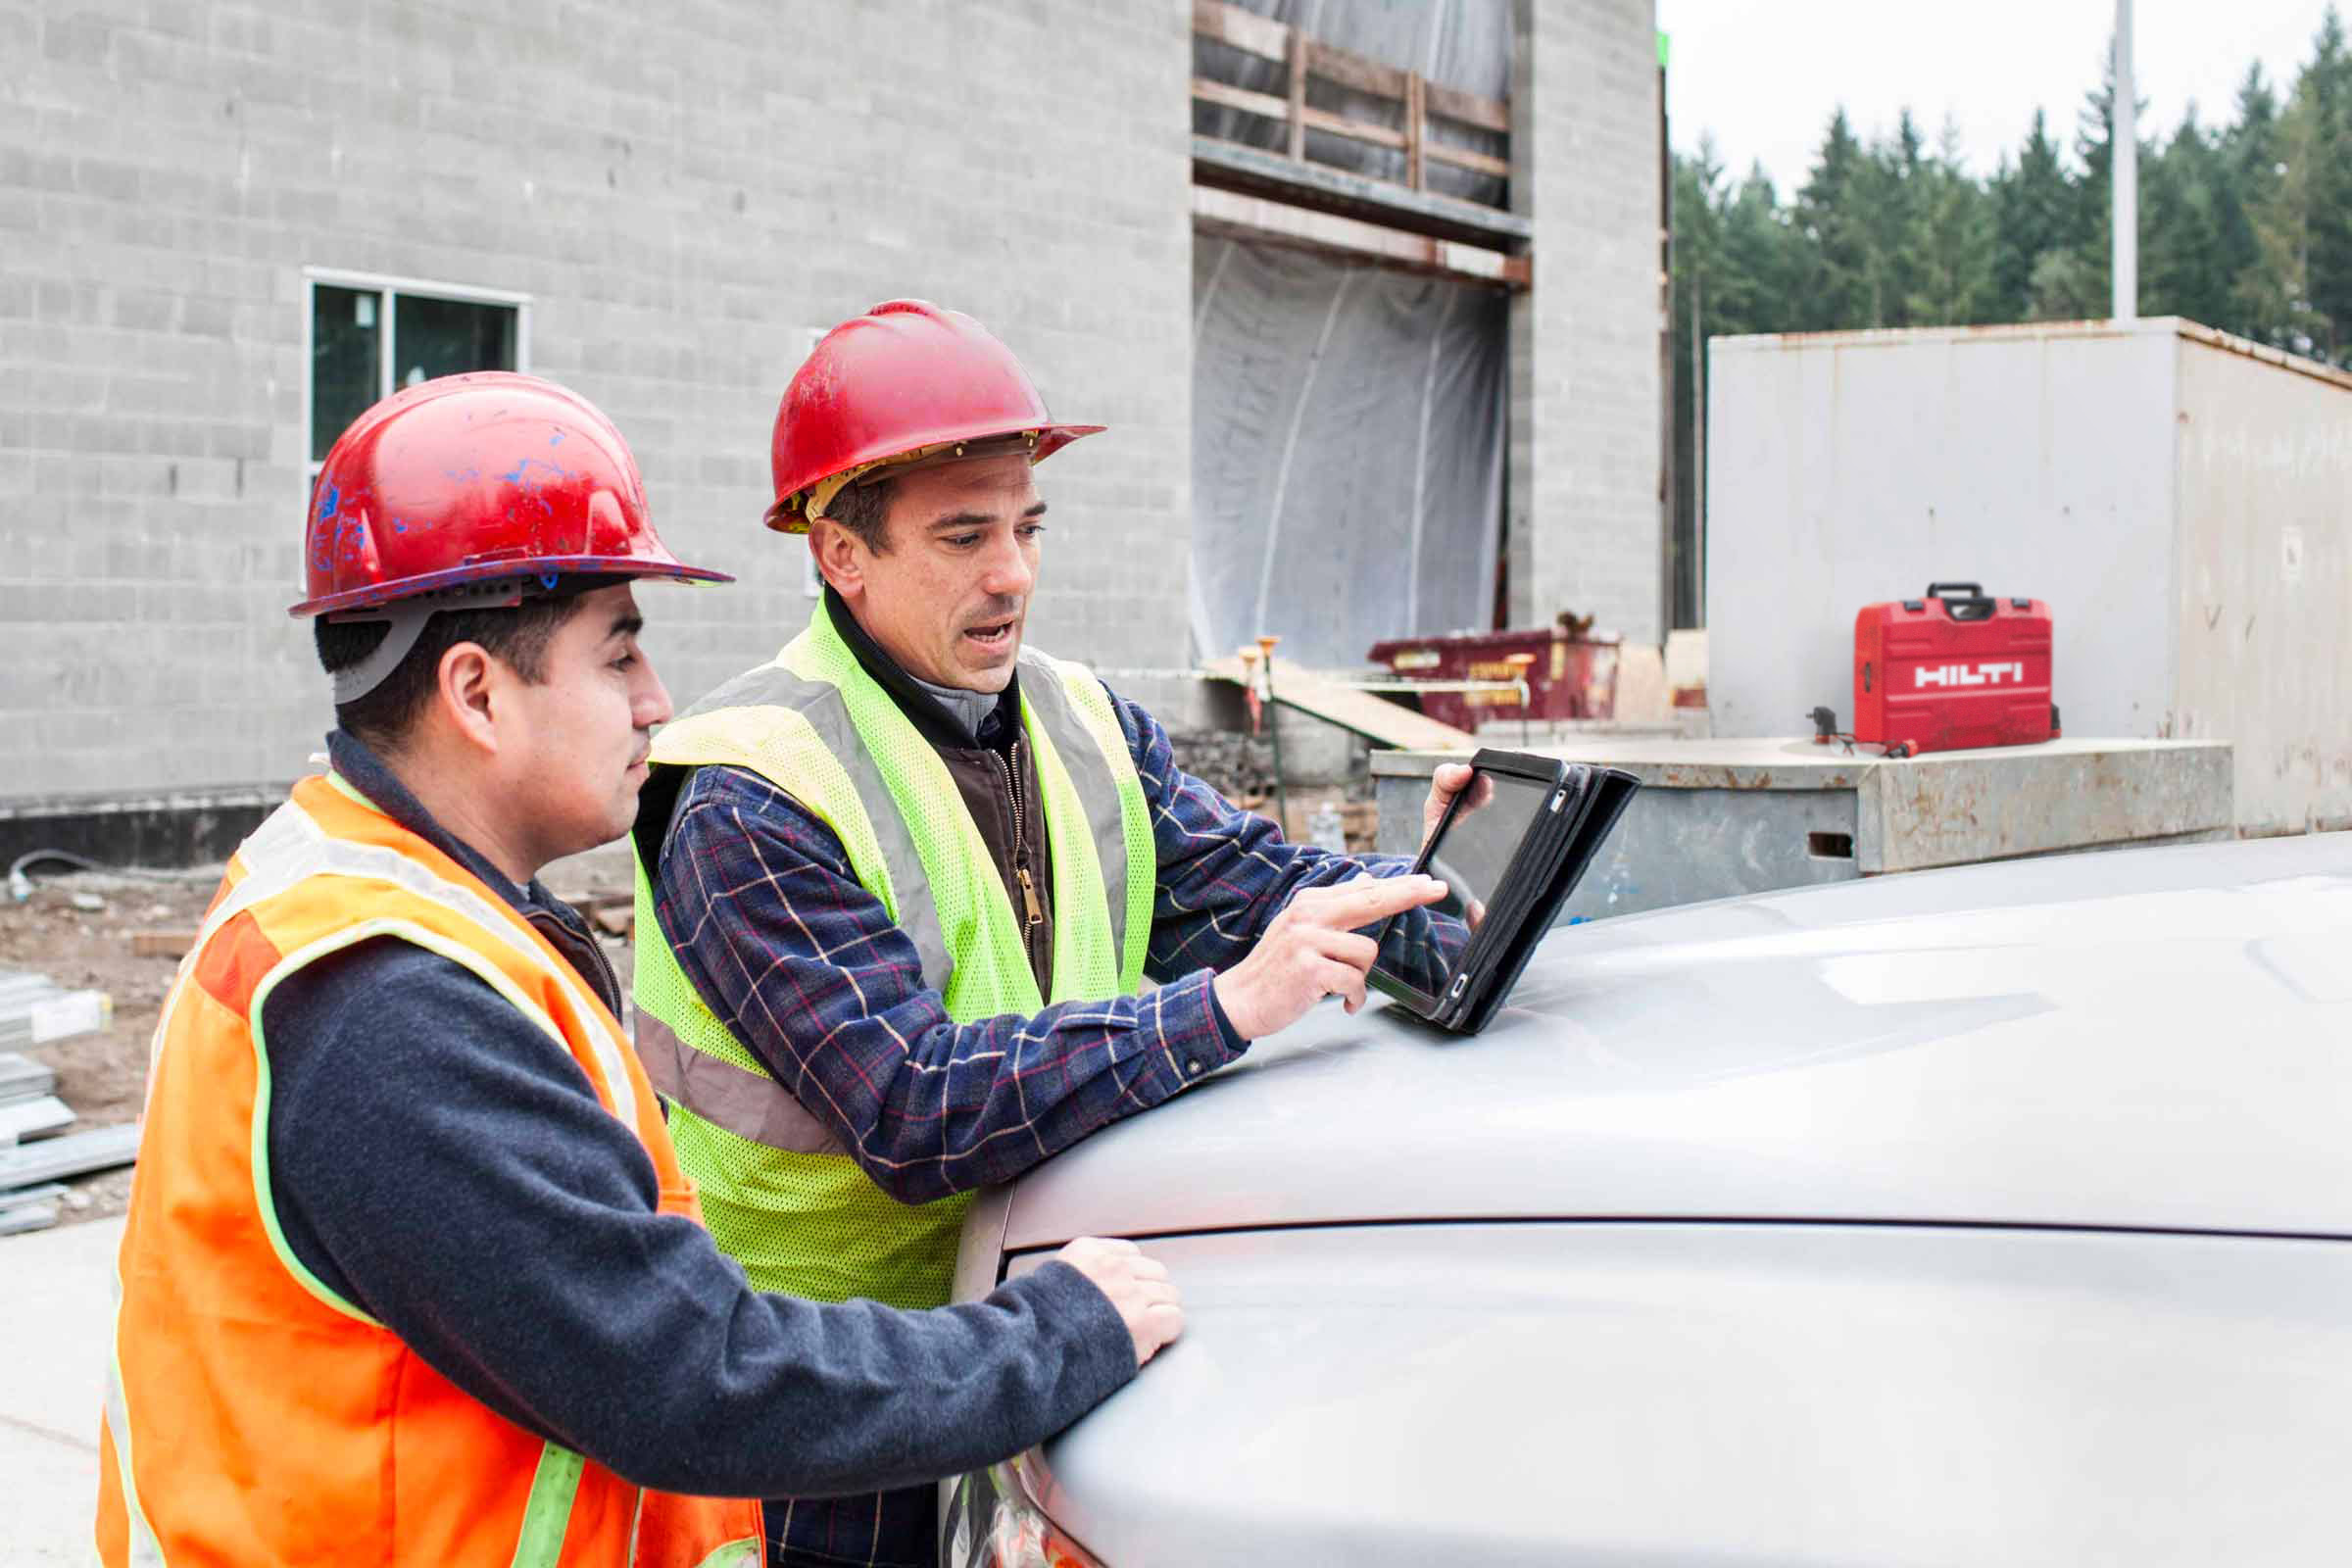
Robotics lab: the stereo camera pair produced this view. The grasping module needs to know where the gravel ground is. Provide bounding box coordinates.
[2,868,220,1226]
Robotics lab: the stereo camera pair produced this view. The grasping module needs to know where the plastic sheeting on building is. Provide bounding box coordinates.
[1192,237,1507,669]
[1189,0,1514,668]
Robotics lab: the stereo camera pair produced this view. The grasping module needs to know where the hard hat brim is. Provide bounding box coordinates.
[768,420,1104,535]
[288,556,734,618]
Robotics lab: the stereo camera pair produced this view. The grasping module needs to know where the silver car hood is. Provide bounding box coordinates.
[999,834,2352,1250]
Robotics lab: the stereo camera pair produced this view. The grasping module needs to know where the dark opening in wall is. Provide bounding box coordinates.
[1807,831,1855,860]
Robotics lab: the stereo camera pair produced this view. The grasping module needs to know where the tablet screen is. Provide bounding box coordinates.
[1368,769,1555,1004]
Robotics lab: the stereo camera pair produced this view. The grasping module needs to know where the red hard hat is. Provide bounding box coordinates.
[766,299,1103,533]
[290,371,732,617]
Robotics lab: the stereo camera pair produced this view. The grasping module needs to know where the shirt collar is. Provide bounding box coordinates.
[823,585,1018,751]
[323,728,570,922]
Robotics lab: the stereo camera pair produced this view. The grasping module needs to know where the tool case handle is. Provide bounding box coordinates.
[1925,581,1995,620]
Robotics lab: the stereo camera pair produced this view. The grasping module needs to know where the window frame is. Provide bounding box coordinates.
[302,267,534,475]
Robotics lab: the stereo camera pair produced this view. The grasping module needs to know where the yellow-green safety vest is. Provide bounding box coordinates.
[629,596,1154,1307]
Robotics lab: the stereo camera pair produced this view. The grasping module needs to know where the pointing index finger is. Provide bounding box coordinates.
[1327,872,1448,921]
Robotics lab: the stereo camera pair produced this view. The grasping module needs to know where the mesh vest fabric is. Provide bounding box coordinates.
[631,597,1152,1308]
[96,774,760,1568]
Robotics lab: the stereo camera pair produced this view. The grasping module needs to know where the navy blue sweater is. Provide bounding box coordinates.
[255,730,1134,1499]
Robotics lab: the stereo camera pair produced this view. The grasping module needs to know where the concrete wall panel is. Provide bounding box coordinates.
[2172,336,2352,833]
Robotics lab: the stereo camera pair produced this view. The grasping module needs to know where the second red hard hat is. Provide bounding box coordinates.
[292,372,731,617]
[766,300,1103,533]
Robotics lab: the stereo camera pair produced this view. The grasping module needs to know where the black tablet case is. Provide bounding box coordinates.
[1380,750,1639,1034]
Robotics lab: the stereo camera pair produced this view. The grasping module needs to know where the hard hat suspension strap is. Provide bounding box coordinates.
[322,580,532,705]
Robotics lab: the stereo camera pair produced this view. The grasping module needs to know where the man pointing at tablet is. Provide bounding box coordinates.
[631,300,1466,1567]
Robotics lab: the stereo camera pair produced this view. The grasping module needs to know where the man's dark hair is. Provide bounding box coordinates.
[315,591,592,753]
[819,473,896,556]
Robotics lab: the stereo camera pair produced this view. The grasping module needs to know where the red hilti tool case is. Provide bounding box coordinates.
[1853,582,2056,757]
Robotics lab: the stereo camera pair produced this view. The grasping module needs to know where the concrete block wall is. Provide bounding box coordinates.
[1507,0,1663,645]
[0,0,1194,802]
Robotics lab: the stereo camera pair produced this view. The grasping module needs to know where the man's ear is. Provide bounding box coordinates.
[433,641,502,758]
[809,521,866,601]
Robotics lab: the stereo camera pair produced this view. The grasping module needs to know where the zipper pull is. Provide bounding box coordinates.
[1017,866,1043,927]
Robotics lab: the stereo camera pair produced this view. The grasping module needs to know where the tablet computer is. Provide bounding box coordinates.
[1365,749,1639,1034]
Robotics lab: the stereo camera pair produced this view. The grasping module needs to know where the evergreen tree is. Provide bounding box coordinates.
[2298,7,2352,355]
[1865,110,1932,327]
[2140,108,2232,325]
[1991,111,2080,318]
[1715,165,1792,335]
[2240,83,2328,354]
[1794,109,1879,328]
[1909,121,1999,324]
[2222,63,2285,341]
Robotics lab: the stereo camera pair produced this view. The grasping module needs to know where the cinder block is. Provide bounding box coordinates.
[3,0,1162,801]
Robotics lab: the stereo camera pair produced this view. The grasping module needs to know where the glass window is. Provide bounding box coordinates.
[308,276,524,466]
[393,294,518,391]
[310,284,382,464]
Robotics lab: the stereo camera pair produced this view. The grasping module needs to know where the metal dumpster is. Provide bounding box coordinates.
[1365,617,1619,730]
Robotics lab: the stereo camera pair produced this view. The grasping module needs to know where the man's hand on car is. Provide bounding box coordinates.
[1213,873,1448,1041]
[1056,1237,1184,1367]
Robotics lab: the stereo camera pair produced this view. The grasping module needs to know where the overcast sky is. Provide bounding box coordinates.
[1653,0,2342,195]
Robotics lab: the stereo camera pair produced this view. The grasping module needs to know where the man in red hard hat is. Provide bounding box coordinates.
[97,371,1182,1567]
[632,303,1465,1568]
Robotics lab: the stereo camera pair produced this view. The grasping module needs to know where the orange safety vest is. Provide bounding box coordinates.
[94,773,761,1567]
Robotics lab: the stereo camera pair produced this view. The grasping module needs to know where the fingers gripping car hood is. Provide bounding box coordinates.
[1000,835,2352,1250]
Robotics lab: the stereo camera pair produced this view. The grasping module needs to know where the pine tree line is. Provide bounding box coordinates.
[1668,8,2352,622]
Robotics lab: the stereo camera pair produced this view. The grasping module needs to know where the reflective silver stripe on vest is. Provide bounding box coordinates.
[633,1013,846,1154]
[1017,654,1135,971]
[671,662,955,996]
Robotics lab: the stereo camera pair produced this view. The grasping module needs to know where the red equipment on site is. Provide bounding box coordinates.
[1852,582,2057,758]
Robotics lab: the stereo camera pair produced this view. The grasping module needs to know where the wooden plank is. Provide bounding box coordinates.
[1302,36,1406,99]
[1193,185,1532,289]
[1193,0,1287,63]
[1299,104,1406,152]
[0,1121,139,1188]
[1426,80,1511,133]
[1192,137,1534,240]
[1192,76,1291,125]
[0,987,110,1052]
[1285,27,1306,161]
[1194,0,1506,136]
[1200,657,1477,753]
[1405,72,1426,191]
[127,929,196,959]
[1426,142,1512,178]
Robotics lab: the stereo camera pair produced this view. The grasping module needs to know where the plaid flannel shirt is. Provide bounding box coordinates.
[652,683,1414,1207]
[649,681,1415,1568]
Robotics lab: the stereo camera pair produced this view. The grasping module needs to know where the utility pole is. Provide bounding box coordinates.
[2113,0,2137,320]
[1690,268,1706,625]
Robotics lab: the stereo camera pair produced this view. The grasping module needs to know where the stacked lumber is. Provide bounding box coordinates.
[0,968,111,1054]
[557,891,636,941]
[0,967,138,1237]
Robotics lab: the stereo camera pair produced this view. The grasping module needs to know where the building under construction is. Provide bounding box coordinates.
[0,0,1666,857]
